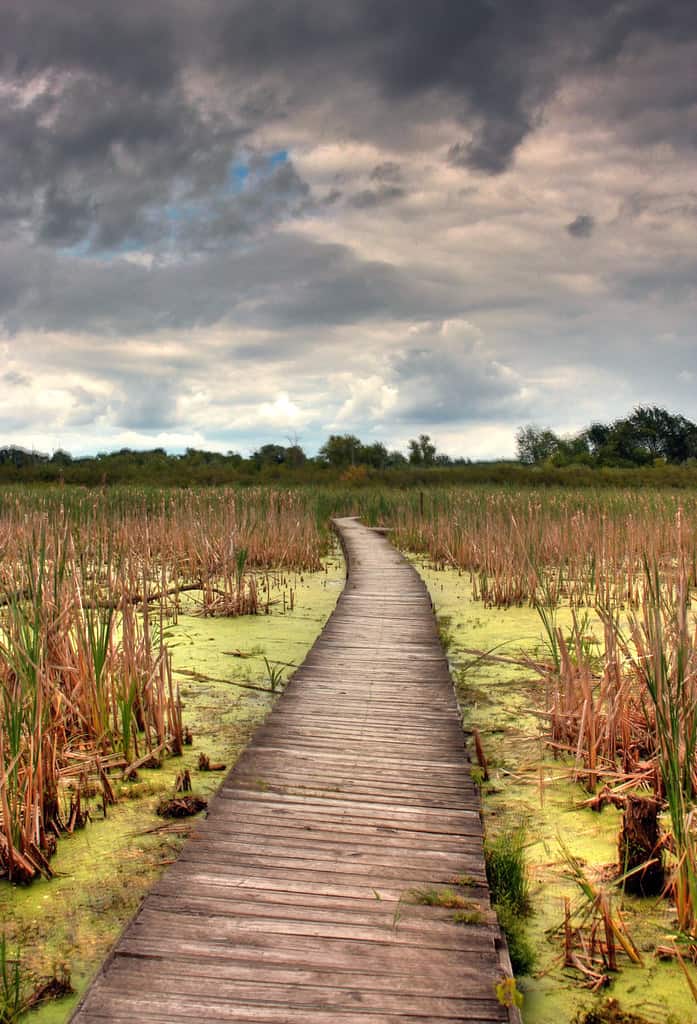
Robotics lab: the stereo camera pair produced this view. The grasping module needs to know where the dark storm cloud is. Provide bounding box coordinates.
[3,0,696,256]
[566,214,595,238]
[179,160,312,251]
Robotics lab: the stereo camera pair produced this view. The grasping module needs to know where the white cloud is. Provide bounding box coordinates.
[329,375,398,429]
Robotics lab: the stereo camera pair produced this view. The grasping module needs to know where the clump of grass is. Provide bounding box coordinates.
[0,934,22,1024]
[485,825,530,915]
[453,908,485,926]
[263,656,286,693]
[450,873,477,887]
[485,825,535,975]
[0,936,72,1022]
[407,886,471,909]
[495,901,535,975]
[436,613,454,652]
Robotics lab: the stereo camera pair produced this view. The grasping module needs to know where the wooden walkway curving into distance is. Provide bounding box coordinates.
[72,517,514,1024]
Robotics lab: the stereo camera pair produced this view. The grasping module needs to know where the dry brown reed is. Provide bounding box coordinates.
[393,489,697,609]
[0,487,322,882]
[526,555,697,934]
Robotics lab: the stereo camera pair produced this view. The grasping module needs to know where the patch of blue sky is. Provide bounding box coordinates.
[229,161,250,192]
[268,149,288,168]
[227,149,289,193]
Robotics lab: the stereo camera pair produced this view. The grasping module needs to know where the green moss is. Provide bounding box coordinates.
[0,551,345,1022]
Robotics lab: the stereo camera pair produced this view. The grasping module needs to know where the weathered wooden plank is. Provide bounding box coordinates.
[71,518,513,1024]
[90,968,504,1018]
[109,951,500,993]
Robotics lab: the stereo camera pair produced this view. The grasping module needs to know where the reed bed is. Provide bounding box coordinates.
[527,562,697,936]
[0,487,324,883]
[368,484,697,940]
[0,535,185,882]
[387,488,697,610]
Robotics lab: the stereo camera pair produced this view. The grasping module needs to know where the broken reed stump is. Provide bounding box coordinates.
[472,728,489,782]
[198,752,226,771]
[156,795,207,819]
[618,794,663,896]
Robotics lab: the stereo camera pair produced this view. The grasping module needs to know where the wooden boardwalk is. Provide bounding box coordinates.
[72,518,513,1024]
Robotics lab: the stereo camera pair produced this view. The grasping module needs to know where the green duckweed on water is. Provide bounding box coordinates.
[411,556,697,1024]
[0,551,345,1022]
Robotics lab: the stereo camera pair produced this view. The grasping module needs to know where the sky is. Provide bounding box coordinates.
[1,1,697,459]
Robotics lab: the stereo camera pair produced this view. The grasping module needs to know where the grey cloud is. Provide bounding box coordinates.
[449,110,535,174]
[180,159,311,251]
[370,162,402,184]
[0,2,178,92]
[62,387,105,428]
[566,214,595,238]
[2,371,30,388]
[0,234,466,337]
[114,377,180,431]
[391,341,529,425]
[0,75,247,249]
[349,185,405,209]
[618,191,697,223]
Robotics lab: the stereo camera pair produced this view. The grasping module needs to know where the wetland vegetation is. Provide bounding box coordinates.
[4,481,697,1021]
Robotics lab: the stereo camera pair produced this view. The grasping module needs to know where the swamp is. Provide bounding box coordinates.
[3,482,697,1023]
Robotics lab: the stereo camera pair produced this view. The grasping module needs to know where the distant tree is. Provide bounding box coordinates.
[0,446,49,467]
[550,433,592,466]
[51,449,73,465]
[626,405,697,463]
[386,449,408,468]
[582,423,611,456]
[408,434,437,466]
[360,442,389,469]
[252,443,287,466]
[515,426,559,464]
[284,444,307,467]
[318,434,364,467]
[251,443,307,468]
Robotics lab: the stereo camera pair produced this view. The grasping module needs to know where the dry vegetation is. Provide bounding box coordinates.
[392,489,697,608]
[0,487,323,882]
[7,480,697,993]
[390,487,697,958]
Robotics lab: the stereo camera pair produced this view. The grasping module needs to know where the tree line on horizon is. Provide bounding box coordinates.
[516,406,697,467]
[1,406,696,485]
[0,432,467,484]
